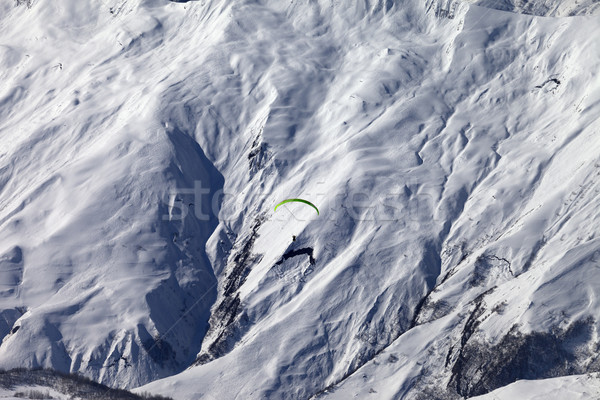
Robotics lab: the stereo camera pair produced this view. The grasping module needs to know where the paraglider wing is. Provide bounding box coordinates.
[274,198,319,215]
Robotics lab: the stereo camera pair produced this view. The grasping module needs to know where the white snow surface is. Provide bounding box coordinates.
[1,0,599,399]
[470,373,600,400]
[0,385,67,400]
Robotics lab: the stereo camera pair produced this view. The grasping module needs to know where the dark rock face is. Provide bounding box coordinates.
[247,133,272,177]
[275,247,315,266]
[449,317,600,398]
[472,0,600,16]
[14,0,33,8]
[194,217,264,364]
[222,218,264,298]
[469,254,512,287]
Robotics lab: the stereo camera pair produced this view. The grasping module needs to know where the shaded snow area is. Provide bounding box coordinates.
[0,0,599,399]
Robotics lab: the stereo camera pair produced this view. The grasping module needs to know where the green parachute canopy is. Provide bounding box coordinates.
[274,198,319,215]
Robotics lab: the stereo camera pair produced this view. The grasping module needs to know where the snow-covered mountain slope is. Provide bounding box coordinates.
[471,0,600,17]
[0,0,223,388]
[1,0,600,399]
[470,373,600,400]
[140,1,599,399]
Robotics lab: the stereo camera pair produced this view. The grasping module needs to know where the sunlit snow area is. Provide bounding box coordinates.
[0,385,66,400]
[0,0,599,399]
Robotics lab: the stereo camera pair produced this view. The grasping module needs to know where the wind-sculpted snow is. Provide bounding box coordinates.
[1,0,599,399]
[0,0,224,388]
